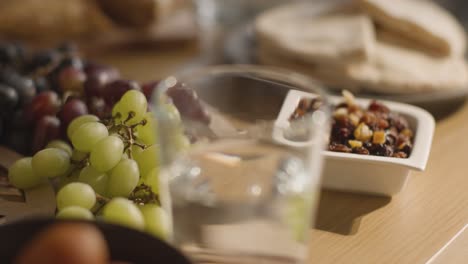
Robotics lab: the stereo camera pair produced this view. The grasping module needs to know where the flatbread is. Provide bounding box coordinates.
[255,2,376,65]
[359,0,466,57]
[359,42,468,93]
[256,46,376,93]
[258,41,468,94]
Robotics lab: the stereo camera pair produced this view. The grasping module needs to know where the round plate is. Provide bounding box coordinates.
[224,23,468,119]
[0,219,191,264]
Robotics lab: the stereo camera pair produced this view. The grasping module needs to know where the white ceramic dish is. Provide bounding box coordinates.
[279,90,435,196]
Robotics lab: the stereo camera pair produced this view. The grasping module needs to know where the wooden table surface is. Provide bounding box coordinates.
[93,43,468,264]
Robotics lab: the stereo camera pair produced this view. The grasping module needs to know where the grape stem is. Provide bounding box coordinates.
[123,111,136,124]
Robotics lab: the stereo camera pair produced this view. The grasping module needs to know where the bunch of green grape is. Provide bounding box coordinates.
[8,89,187,240]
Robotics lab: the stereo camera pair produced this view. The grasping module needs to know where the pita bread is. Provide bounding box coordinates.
[256,47,376,93]
[359,0,466,57]
[258,40,468,94]
[358,42,468,93]
[255,2,376,65]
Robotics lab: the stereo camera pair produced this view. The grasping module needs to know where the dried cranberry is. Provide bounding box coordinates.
[331,127,352,143]
[368,100,390,113]
[368,144,394,157]
[399,142,413,155]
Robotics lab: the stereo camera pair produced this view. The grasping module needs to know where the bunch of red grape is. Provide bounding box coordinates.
[0,42,209,155]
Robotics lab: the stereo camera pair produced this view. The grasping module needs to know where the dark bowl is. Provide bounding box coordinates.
[0,218,192,264]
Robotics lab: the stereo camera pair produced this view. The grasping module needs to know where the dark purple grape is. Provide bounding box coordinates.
[0,117,3,139]
[102,79,140,105]
[7,110,30,129]
[57,66,86,94]
[0,69,36,106]
[87,97,110,119]
[34,76,51,93]
[166,84,211,124]
[27,50,60,72]
[23,91,61,124]
[56,42,78,56]
[0,42,24,65]
[58,98,88,128]
[0,84,19,113]
[57,56,84,71]
[32,115,61,153]
[83,63,120,98]
[3,128,31,155]
[142,81,159,100]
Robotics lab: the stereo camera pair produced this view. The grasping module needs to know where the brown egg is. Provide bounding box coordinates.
[14,222,109,264]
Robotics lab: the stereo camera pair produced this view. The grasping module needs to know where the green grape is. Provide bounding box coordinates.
[8,157,44,189]
[139,167,159,194]
[102,198,144,230]
[71,150,87,162]
[173,133,190,152]
[164,102,181,122]
[135,112,157,145]
[131,144,144,159]
[56,206,94,220]
[71,121,108,152]
[112,101,122,120]
[46,140,73,156]
[89,135,124,172]
[134,144,159,179]
[67,114,99,139]
[107,159,139,198]
[139,204,171,239]
[56,182,96,210]
[79,166,109,196]
[114,90,147,125]
[285,194,315,242]
[32,148,71,178]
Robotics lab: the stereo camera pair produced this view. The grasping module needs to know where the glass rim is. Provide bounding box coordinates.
[155,64,330,108]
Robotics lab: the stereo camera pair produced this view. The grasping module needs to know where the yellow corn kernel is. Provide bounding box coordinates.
[354,123,373,142]
[401,128,413,138]
[372,130,386,144]
[349,113,360,126]
[348,140,363,148]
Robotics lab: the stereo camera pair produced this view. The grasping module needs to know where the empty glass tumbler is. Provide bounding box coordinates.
[154,65,329,264]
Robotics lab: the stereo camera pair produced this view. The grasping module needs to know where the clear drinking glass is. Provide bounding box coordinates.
[153,65,329,264]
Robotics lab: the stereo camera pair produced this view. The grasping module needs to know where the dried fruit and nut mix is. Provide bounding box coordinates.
[290,91,414,158]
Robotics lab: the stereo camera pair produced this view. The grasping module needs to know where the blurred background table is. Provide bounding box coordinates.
[92,43,468,264]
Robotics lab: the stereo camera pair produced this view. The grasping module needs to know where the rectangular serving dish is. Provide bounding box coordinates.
[282,90,436,196]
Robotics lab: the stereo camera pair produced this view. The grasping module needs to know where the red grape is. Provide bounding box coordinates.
[102,79,140,105]
[57,66,86,94]
[23,91,61,123]
[58,98,88,128]
[32,115,61,153]
[167,84,211,124]
[84,63,120,98]
[141,81,159,100]
[87,97,110,119]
